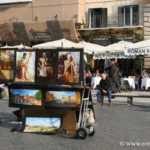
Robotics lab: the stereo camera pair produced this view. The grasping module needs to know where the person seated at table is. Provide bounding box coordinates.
[91,70,101,102]
[138,69,148,89]
[97,73,112,106]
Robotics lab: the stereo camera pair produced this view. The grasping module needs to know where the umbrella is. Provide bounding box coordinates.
[125,39,150,55]
[1,44,15,49]
[94,41,134,54]
[13,43,32,50]
[32,39,82,49]
[79,41,104,54]
[94,41,135,59]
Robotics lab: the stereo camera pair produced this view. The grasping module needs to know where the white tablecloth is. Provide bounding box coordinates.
[141,78,150,90]
[122,78,135,89]
[91,76,101,89]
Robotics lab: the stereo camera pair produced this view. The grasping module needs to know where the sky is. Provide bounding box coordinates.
[48,91,76,99]
[10,89,40,96]
[26,117,61,127]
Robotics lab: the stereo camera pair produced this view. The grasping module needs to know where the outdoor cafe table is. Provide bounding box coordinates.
[121,77,135,89]
[141,78,150,90]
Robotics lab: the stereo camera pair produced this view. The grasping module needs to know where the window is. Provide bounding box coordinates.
[89,8,107,28]
[118,5,139,26]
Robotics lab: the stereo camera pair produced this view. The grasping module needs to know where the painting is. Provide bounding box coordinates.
[36,51,56,83]
[0,50,14,81]
[57,51,80,84]
[45,90,81,108]
[9,89,42,107]
[24,117,61,134]
[15,51,35,83]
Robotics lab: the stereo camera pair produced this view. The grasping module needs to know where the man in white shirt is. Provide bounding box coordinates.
[91,70,101,101]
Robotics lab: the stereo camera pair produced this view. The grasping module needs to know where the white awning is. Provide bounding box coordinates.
[32,39,82,49]
[0,0,32,4]
[125,39,150,55]
[94,41,135,59]
[93,52,135,60]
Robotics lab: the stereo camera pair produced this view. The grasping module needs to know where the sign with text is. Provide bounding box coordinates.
[125,46,150,55]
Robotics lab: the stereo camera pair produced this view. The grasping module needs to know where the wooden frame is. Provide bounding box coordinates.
[14,50,36,84]
[22,115,62,134]
[9,84,43,108]
[0,49,15,83]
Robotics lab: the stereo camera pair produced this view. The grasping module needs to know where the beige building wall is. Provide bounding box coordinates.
[0,0,85,23]
[85,0,143,27]
[0,3,32,23]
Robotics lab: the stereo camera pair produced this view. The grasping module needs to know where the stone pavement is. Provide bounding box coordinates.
[0,96,150,150]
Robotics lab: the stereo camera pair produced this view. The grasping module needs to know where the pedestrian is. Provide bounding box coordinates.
[85,70,92,87]
[107,59,121,93]
[97,73,112,106]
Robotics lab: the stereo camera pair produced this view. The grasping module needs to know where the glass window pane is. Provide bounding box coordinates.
[125,7,130,26]
[132,5,139,25]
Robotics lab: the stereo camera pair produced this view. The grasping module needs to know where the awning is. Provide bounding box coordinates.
[0,20,78,45]
[93,52,135,60]
[125,39,150,55]
[94,41,135,59]
[78,41,103,54]
[32,39,81,49]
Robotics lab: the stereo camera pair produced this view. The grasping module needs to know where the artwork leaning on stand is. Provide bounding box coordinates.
[44,89,81,110]
[9,88,43,107]
[23,116,61,134]
[36,51,57,83]
[57,50,83,85]
[0,49,15,82]
[15,50,36,83]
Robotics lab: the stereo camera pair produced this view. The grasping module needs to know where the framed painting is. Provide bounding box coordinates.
[15,50,36,83]
[23,116,61,134]
[36,50,57,83]
[0,49,15,82]
[44,88,82,110]
[9,88,43,108]
[57,49,84,85]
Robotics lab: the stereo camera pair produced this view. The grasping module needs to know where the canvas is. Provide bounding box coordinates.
[36,51,56,83]
[57,51,80,84]
[15,51,35,83]
[9,89,42,107]
[24,117,61,134]
[0,50,14,81]
[45,90,81,108]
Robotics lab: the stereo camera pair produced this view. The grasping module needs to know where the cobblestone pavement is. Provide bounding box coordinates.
[0,98,150,150]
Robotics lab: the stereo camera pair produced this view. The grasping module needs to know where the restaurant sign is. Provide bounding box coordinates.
[94,52,135,59]
[125,46,150,55]
[32,32,52,40]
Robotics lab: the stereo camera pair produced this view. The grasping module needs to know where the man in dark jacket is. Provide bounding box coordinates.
[97,73,112,106]
[108,59,120,93]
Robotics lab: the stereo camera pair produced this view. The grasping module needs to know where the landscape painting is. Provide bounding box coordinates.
[57,51,80,84]
[45,91,81,108]
[9,89,42,107]
[15,51,35,83]
[0,50,14,81]
[36,51,56,83]
[24,117,61,134]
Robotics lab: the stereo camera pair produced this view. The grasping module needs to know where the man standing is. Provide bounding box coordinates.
[108,59,120,93]
[97,73,112,106]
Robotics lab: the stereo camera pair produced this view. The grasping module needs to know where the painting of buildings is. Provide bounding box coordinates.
[24,117,61,134]
[45,91,81,107]
[10,89,42,106]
